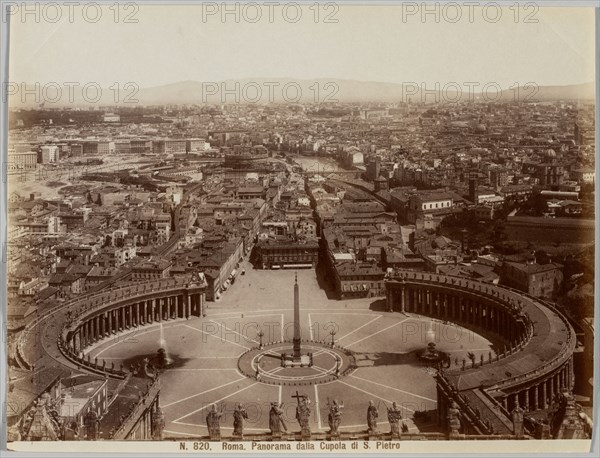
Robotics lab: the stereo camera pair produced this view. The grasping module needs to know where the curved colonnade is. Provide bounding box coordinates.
[385,270,575,421]
[18,277,206,379]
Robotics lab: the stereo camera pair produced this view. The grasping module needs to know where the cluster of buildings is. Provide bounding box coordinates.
[5,98,594,441]
[8,99,593,323]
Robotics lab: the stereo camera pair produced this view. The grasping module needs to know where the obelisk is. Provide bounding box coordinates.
[293,272,301,359]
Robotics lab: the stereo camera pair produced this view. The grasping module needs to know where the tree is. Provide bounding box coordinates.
[95,194,103,206]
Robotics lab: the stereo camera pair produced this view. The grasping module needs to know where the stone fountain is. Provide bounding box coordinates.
[418,322,448,365]
[157,322,173,368]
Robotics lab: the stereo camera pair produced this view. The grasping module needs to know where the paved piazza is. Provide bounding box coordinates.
[87,264,495,438]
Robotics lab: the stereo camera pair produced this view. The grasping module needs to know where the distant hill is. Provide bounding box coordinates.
[9,79,595,107]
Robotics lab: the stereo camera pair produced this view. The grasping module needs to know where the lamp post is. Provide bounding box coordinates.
[257,329,264,349]
[330,329,337,348]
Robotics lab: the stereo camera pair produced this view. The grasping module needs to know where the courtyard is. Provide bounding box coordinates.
[86,265,494,439]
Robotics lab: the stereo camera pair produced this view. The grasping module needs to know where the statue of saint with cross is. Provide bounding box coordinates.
[293,391,311,438]
[269,402,286,437]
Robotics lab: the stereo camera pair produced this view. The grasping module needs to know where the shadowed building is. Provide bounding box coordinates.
[255,237,319,270]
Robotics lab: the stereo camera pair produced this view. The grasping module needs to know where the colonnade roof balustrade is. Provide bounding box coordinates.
[386,270,575,393]
[67,278,207,328]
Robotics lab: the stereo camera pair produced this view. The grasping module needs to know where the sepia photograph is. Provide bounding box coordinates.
[1,1,597,455]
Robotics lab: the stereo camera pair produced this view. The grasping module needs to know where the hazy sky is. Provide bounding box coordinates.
[8,3,596,88]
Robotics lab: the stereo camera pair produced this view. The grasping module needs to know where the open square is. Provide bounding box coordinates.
[86,265,494,438]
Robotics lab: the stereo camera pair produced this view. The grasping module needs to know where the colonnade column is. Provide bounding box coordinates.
[484,304,489,330]
[428,289,433,315]
[541,381,547,409]
[85,321,90,344]
[495,307,500,334]
[400,287,406,313]
[558,369,564,393]
[82,323,87,347]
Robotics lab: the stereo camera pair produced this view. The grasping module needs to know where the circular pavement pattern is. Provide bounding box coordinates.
[238,340,355,385]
